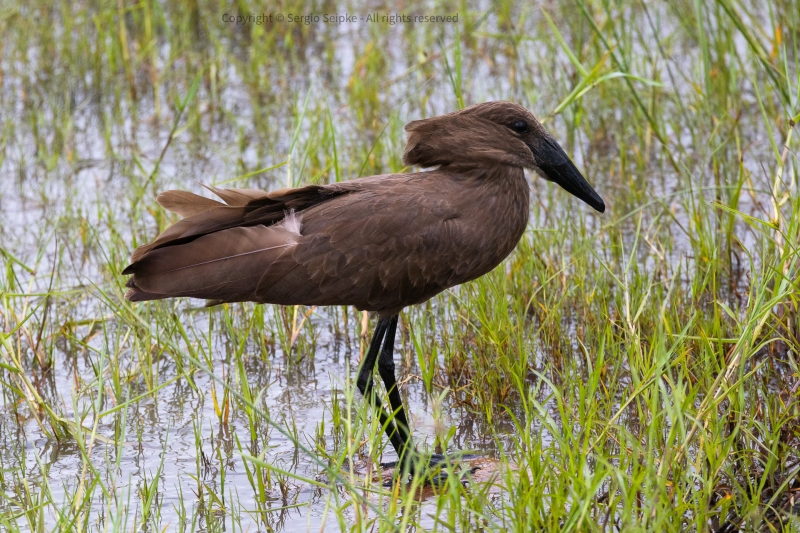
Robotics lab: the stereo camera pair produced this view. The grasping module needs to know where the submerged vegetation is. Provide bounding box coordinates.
[0,0,799,531]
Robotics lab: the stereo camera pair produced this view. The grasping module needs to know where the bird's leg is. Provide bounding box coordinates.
[359,316,470,485]
[377,316,480,485]
[355,317,407,458]
[375,315,414,464]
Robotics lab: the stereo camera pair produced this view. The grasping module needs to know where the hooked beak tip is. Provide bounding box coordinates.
[589,195,606,213]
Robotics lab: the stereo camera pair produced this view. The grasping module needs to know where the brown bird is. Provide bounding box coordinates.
[123,101,604,471]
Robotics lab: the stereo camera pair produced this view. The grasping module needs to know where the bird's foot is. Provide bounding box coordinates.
[381,450,483,486]
[420,452,484,486]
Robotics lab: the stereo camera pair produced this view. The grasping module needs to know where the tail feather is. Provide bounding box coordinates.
[125,286,171,302]
[201,185,271,206]
[157,191,225,218]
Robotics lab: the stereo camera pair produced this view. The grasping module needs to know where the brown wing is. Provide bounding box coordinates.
[255,174,519,315]
[124,184,345,265]
[123,179,387,302]
[125,221,301,302]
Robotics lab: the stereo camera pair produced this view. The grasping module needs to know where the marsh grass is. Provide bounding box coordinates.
[0,0,799,531]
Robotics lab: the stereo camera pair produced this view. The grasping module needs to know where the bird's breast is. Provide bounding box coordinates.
[440,171,530,286]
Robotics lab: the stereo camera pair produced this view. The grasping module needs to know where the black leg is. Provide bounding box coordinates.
[376,315,413,462]
[356,317,406,457]
[358,316,478,484]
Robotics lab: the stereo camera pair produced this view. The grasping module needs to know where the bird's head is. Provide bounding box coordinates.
[402,101,605,213]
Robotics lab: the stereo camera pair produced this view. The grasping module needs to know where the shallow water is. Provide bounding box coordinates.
[1,0,797,531]
[0,307,525,531]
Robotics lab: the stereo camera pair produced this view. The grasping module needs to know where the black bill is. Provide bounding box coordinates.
[528,136,606,213]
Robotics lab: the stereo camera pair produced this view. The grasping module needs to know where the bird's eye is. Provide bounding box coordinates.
[511,120,529,133]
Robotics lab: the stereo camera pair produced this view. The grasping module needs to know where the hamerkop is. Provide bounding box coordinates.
[123,101,605,471]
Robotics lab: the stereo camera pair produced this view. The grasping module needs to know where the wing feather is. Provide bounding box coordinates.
[126,223,300,302]
[125,183,348,266]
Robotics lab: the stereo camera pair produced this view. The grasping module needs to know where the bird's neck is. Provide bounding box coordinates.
[444,164,529,200]
[441,163,531,237]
